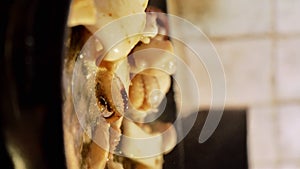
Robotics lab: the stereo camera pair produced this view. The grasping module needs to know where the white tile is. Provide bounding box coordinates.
[183,40,271,106]
[278,162,300,169]
[251,164,278,169]
[278,104,300,159]
[248,106,278,168]
[178,0,272,37]
[277,0,300,33]
[216,39,272,106]
[172,38,213,110]
[276,38,300,100]
[184,38,272,107]
[183,41,213,108]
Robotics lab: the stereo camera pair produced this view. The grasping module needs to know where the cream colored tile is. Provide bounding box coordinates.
[251,164,278,169]
[277,0,300,33]
[278,104,300,160]
[169,38,274,109]
[178,0,272,37]
[216,39,272,106]
[276,38,300,100]
[172,38,215,112]
[248,106,278,169]
[278,162,300,169]
[182,40,213,108]
[184,38,272,107]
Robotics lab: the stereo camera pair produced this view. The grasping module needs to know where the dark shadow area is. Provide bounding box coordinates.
[0,0,70,168]
[164,109,248,169]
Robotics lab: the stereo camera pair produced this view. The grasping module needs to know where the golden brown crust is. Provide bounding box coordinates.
[129,74,145,110]
[129,71,171,112]
[64,1,178,168]
[84,142,108,169]
[95,68,127,123]
[68,0,97,27]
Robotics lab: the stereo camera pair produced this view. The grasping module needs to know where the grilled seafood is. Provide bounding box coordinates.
[128,36,175,114]
[95,66,128,123]
[64,0,177,169]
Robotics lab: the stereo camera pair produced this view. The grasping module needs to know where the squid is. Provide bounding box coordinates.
[64,0,177,168]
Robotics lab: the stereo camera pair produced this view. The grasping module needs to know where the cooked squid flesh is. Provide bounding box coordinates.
[95,66,128,123]
[128,36,175,118]
[120,119,177,169]
[66,0,179,168]
[86,0,149,61]
[130,36,176,75]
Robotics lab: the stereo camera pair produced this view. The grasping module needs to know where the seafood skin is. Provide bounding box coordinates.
[128,37,175,114]
[95,67,128,123]
[68,0,97,27]
[68,0,147,28]
[68,0,150,61]
[65,1,179,169]
[129,72,171,112]
[86,0,149,61]
[130,37,176,75]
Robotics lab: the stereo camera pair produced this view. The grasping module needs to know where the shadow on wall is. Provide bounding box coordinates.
[164,109,248,169]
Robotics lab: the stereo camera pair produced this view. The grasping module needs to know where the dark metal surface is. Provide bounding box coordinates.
[0,0,70,168]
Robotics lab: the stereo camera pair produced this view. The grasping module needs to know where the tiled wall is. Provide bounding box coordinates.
[168,0,300,168]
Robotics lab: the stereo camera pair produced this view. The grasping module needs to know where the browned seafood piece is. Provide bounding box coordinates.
[129,72,170,112]
[83,141,108,169]
[95,67,128,123]
[128,36,175,113]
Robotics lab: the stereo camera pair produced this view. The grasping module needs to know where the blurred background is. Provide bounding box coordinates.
[1,0,300,169]
[169,0,300,168]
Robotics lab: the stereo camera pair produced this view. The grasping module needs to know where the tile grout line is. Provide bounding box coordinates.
[270,0,281,167]
[201,32,300,42]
